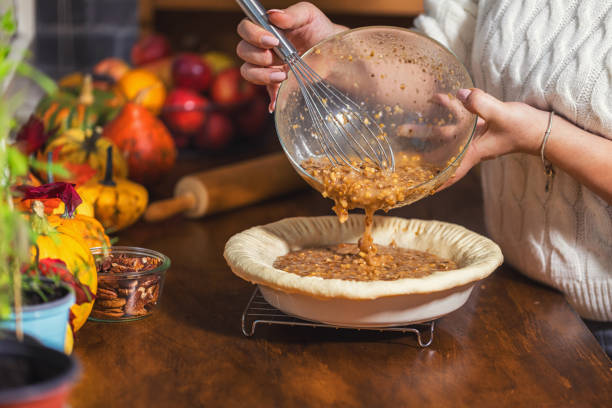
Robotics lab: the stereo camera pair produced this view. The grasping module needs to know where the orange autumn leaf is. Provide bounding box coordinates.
[63,162,98,185]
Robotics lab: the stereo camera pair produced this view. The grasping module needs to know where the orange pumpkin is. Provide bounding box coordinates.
[103,96,176,185]
[15,170,95,217]
[30,201,97,331]
[18,182,110,249]
[52,214,110,250]
[14,173,60,215]
[17,193,93,217]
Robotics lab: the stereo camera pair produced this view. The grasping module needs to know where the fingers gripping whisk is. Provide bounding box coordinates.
[236,0,395,172]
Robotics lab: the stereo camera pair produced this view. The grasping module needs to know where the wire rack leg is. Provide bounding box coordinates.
[241,288,259,337]
[416,321,435,347]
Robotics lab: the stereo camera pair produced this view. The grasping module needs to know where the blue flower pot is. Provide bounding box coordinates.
[0,284,75,353]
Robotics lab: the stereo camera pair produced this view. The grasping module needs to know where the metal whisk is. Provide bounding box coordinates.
[237,0,395,172]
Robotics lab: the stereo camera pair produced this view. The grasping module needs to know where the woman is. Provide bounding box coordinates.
[235,1,612,356]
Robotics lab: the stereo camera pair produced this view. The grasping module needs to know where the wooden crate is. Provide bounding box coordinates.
[140,0,423,30]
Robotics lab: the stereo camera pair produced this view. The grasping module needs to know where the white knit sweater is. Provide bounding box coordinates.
[415,0,612,321]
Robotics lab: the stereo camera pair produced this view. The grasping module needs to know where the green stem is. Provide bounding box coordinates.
[47,151,54,183]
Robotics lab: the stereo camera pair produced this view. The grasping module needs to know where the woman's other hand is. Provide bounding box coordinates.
[236,2,346,112]
[440,88,547,190]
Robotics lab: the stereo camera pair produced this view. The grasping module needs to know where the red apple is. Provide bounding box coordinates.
[131,33,172,66]
[172,53,212,92]
[210,67,257,106]
[194,112,234,150]
[237,92,270,137]
[162,88,209,134]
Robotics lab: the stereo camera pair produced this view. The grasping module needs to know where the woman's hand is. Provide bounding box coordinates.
[443,88,612,205]
[236,2,347,112]
[440,88,548,189]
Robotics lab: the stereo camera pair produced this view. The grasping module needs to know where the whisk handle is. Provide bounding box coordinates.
[236,0,298,61]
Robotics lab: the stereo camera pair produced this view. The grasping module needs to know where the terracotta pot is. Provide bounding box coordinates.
[0,335,79,408]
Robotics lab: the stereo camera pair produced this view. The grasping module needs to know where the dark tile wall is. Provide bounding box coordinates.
[34,0,139,79]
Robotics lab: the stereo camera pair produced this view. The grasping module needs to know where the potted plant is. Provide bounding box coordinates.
[0,257,76,353]
[0,6,80,408]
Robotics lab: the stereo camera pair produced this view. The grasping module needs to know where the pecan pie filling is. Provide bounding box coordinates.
[302,152,443,225]
[274,243,457,281]
[302,152,445,257]
[272,152,457,281]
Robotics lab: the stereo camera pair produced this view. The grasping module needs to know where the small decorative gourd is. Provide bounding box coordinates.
[37,75,99,132]
[41,126,128,183]
[78,147,148,232]
[37,74,123,133]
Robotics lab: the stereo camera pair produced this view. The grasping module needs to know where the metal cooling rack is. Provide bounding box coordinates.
[241,287,436,347]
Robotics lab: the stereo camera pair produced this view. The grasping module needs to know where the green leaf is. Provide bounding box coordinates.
[0,60,14,79]
[7,146,28,177]
[16,63,58,95]
[1,9,16,35]
[29,157,70,178]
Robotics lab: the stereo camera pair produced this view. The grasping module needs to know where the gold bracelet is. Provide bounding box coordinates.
[540,111,555,192]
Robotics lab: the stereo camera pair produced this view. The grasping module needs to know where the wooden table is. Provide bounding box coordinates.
[71,159,612,407]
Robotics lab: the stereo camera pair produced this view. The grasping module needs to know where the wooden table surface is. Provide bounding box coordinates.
[71,156,612,408]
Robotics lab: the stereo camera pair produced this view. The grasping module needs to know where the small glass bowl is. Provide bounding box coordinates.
[89,246,170,322]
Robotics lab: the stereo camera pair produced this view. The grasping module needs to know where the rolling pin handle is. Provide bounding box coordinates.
[144,193,196,222]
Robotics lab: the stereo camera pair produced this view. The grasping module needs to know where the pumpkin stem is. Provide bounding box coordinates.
[101,146,116,187]
[79,74,94,106]
[81,128,101,161]
[46,151,54,183]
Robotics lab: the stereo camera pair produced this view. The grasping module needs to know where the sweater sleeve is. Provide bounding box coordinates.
[413,0,478,66]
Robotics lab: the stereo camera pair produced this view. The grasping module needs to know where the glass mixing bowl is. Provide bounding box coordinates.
[275,26,477,207]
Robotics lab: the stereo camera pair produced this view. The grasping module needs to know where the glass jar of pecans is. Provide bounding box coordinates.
[89,246,170,322]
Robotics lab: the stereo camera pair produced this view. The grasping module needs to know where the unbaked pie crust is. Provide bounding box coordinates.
[224,215,503,300]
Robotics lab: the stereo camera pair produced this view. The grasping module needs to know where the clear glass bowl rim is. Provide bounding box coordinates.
[90,246,171,278]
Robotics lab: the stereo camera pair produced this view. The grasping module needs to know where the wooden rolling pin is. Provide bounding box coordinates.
[144,152,307,222]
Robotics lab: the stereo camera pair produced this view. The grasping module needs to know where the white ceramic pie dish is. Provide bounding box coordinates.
[224,215,503,327]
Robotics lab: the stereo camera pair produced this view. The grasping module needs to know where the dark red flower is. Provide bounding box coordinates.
[37,258,94,305]
[16,182,82,218]
[15,115,55,155]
